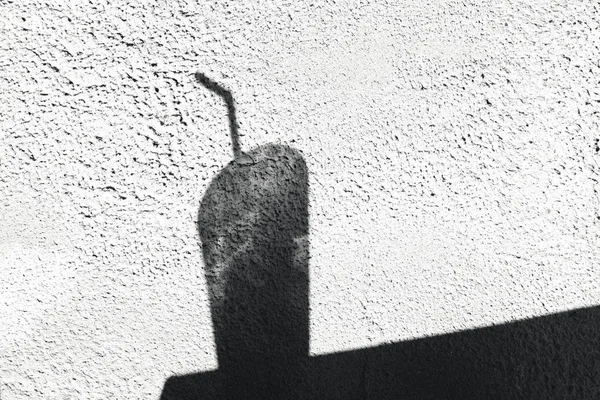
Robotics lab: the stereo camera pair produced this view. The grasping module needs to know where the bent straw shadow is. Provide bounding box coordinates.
[194,72,241,159]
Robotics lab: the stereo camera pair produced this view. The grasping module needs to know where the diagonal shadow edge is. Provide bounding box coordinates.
[162,304,600,399]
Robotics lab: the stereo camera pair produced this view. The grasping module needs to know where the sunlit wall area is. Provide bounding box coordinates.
[1,1,599,398]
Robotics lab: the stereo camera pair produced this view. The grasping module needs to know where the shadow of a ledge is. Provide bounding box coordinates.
[162,305,600,399]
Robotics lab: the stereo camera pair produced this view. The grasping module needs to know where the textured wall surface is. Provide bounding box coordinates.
[1,0,599,398]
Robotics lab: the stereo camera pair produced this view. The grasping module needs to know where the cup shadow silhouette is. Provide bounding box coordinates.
[161,143,310,400]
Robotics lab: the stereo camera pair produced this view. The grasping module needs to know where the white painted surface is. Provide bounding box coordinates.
[1,0,599,398]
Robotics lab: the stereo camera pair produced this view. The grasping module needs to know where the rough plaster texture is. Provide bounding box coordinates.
[1,0,599,398]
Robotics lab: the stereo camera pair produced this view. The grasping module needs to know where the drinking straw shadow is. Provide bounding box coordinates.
[194,72,241,159]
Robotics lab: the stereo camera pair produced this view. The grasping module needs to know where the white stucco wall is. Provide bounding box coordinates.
[1,0,599,398]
